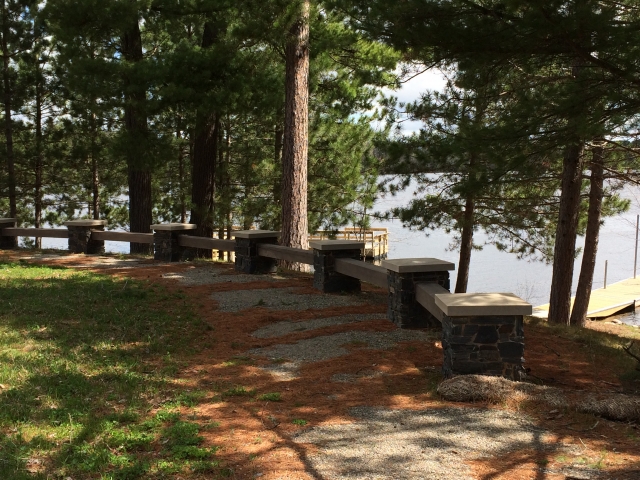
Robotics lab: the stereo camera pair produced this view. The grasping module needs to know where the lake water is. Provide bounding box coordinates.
[372,179,640,326]
[36,181,640,326]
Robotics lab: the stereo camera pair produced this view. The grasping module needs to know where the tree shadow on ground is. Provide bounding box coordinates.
[0,262,225,479]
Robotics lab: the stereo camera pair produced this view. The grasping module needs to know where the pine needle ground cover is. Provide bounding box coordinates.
[0,262,225,479]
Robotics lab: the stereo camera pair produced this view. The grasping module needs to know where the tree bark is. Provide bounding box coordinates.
[91,112,100,220]
[455,195,474,293]
[548,142,585,324]
[122,14,151,254]
[189,20,221,258]
[280,0,310,271]
[272,122,284,217]
[569,143,605,327]
[34,76,43,248]
[176,122,186,223]
[1,2,17,230]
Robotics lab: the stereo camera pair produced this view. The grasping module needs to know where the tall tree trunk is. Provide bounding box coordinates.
[34,78,43,248]
[122,14,151,254]
[91,113,100,220]
[190,112,218,257]
[455,195,475,293]
[569,143,605,327]
[189,21,220,258]
[548,58,588,325]
[179,147,187,224]
[548,142,585,324]
[272,122,283,219]
[216,128,225,260]
[280,0,310,271]
[176,117,186,223]
[1,2,17,235]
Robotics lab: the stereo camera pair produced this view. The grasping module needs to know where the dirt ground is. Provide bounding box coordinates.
[5,251,640,480]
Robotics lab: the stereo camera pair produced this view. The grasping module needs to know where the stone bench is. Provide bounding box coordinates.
[435,292,531,381]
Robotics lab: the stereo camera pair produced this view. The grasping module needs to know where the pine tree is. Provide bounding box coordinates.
[340,0,640,322]
[0,0,35,231]
[382,71,559,292]
[280,0,311,270]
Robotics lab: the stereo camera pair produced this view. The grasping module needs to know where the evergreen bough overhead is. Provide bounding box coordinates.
[381,67,562,293]
[339,0,640,323]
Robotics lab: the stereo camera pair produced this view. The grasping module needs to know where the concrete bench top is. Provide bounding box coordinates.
[233,230,280,239]
[309,240,365,251]
[435,292,532,317]
[150,223,197,231]
[0,218,16,223]
[415,282,450,322]
[382,258,455,273]
[63,220,107,227]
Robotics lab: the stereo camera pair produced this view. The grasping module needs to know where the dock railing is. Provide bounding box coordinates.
[309,227,389,259]
[0,219,531,380]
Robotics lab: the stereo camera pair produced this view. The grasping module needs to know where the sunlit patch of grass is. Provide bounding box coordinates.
[0,262,227,478]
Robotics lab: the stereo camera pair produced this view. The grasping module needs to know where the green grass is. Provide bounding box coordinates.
[257,392,281,402]
[222,386,254,397]
[291,419,307,426]
[221,356,253,367]
[0,261,225,479]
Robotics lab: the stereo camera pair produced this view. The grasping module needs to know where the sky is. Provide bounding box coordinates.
[381,68,448,135]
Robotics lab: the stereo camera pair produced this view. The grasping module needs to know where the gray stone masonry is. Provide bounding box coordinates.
[312,247,362,293]
[0,218,17,249]
[153,230,180,261]
[387,270,450,329]
[441,314,525,381]
[64,220,106,254]
[152,223,197,261]
[234,231,279,274]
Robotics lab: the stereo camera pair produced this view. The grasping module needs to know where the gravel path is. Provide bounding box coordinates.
[211,287,364,312]
[258,361,301,381]
[251,329,434,364]
[331,369,386,383]
[162,269,286,285]
[294,406,597,480]
[251,313,387,339]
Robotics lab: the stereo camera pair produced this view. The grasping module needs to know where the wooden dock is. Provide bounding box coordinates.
[310,228,389,260]
[532,277,640,319]
[210,227,390,261]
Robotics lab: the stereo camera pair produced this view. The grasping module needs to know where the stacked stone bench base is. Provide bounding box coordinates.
[311,240,364,293]
[441,314,525,381]
[435,292,531,381]
[0,218,17,249]
[382,258,455,329]
[64,220,107,254]
[234,231,279,274]
[152,223,197,262]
